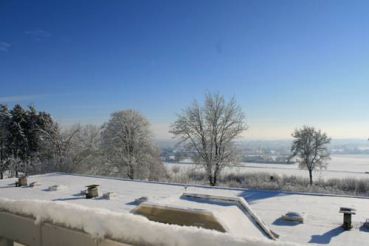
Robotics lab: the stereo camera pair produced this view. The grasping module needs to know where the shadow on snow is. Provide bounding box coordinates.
[272,218,302,227]
[238,190,290,204]
[309,226,344,244]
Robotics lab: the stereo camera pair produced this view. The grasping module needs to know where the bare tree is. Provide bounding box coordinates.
[67,125,102,174]
[37,123,105,174]
[170,93,247,186]
[57,124,102,173]
[101,110,164,180]
[290,126,331,185]
[36,123,79,172]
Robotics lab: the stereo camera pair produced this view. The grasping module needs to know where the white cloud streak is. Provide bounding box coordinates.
[0,41,11,52]
[24,29,51,41]
[0,94,44,103]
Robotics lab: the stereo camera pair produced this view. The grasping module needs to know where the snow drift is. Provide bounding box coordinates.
[0,197,299,246]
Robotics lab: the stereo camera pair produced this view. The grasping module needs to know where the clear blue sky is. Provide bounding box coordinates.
[1,0,369,140]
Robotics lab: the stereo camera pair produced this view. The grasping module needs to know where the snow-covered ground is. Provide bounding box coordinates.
[1,173,369,245]
[166,154,369,180]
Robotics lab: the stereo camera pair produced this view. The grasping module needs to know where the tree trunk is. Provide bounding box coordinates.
[128,165,134,180]
[208,175,214,186]
[0,172,3,179]
[24,160,28,176]
[208,175,213,186]
[208,175,217,186]
[130,168,134,179]
[309,169,313,186]
[15,170,19,178]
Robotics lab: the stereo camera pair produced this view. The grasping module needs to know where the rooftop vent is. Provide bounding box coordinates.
[281,212,304,223]
[48,185,67,191]
[86,184,99,199]
[102,192,116,200]
[363,219,369,230]
[15,176,27,187]
[339,207,356,230]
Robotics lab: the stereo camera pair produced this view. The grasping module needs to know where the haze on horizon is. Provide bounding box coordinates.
[1,0,369,141]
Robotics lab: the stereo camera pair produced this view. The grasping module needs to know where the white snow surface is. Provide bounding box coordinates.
[0,173,297,246]
[151,195,266,238]
[1,173,369,245]
[0,197,295,246]
[165,154,369,180]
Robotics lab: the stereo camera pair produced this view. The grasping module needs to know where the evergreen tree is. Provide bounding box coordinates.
[0,105,11,179]
[3,105,59,176]
[8,105,28,177]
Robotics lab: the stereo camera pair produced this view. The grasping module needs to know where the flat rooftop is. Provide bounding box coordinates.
[1,173,369,245]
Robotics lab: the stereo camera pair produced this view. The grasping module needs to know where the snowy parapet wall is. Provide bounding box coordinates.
[0,198,300,246]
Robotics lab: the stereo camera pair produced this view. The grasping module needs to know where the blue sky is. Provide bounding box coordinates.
[1,0,369,140]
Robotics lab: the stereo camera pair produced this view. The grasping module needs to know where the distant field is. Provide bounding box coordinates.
[165,154,369,180]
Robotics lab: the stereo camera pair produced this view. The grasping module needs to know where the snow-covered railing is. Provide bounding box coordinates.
[0,198,299,246]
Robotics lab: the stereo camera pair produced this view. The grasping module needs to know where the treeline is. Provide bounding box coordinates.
[0,104,57,178]
[0,104,166,180]
[1,93,332,188]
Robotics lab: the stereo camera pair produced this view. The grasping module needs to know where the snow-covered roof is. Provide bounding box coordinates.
[1,173,369,245]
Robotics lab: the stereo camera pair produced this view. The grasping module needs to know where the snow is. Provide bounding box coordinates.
[0,197,293,246]
[1,173,369,245]
[152,195,266,238]
[246,191,369,245]
[165,154,369,180]
[0,173,296,246]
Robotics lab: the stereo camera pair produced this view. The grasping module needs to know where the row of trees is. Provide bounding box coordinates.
[171,93,331,186]
[1,93,331,186]
[0,105,165,180]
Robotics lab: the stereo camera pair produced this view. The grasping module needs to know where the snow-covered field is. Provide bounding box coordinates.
[166,154,369,180]
[1,173,369,245]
